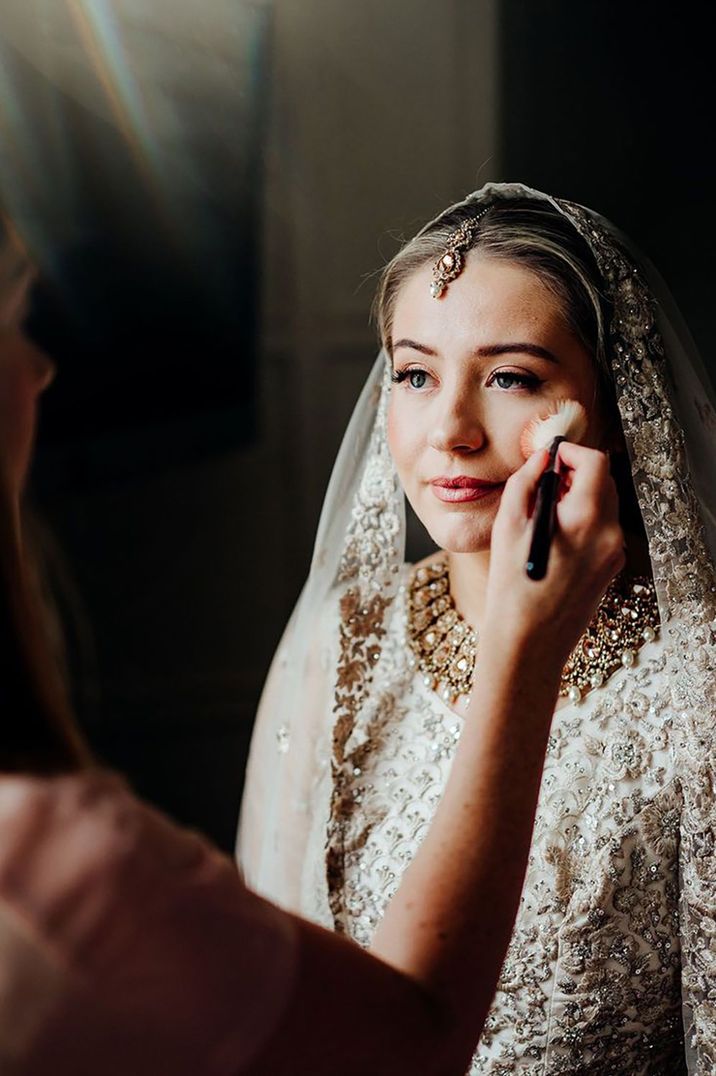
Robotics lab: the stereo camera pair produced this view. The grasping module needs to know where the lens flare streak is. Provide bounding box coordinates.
[63,0,163,206]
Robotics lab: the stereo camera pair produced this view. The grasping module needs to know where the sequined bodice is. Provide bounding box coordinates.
[303,569,685,1075]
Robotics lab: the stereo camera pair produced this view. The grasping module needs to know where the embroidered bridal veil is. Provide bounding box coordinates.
[237,183,716,1069]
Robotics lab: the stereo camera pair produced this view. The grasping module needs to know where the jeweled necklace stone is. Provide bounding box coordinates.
[407,559,660,705]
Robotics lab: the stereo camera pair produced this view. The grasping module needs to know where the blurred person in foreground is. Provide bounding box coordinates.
[0,216,624,1074]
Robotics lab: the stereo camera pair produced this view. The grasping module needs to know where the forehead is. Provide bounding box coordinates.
[392,255,568,346]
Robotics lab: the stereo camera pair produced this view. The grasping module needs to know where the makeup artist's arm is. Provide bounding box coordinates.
[0,773,441,1076]
[0,769,523,1076]
[370,442,625,1071]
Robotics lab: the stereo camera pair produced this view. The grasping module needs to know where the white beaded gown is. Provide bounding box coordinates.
[301,564,684,1074]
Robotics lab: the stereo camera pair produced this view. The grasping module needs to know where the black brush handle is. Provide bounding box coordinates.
[525,436,564,581]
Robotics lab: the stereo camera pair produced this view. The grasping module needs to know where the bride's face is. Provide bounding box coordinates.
[387,255,607,554]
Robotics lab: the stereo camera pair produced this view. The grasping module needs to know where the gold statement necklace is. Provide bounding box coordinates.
[407,559,660,705]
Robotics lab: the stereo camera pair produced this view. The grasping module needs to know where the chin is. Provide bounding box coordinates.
[421,511,494,555]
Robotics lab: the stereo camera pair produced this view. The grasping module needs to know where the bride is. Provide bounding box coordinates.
[238,183,716,1073]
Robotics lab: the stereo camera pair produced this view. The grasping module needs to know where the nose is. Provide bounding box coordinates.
[428,383,486,454]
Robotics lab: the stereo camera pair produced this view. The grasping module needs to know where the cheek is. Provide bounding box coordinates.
[506,409,534,460]
[487,397,542,470]
[386,398,418,477]
[549,369,605,449]
[583,397,615,451]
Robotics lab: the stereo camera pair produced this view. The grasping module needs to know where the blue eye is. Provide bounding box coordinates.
[490,371,541,391]
[391,368,430,390]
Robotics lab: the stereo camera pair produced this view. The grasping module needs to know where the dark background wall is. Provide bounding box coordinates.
[1,1,714,852]
[499,2,716,376]
[2,0,274,851]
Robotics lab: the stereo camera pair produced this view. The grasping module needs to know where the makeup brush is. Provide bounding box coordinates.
[520,399,588,582]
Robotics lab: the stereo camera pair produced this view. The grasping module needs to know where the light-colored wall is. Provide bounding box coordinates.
[262,0,500,568]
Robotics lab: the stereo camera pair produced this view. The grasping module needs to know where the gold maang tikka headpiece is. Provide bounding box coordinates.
[430,207,490,299]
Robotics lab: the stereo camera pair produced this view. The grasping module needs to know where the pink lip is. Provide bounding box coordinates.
[430,476,504,504]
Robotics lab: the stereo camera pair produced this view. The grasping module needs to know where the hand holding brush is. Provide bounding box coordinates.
[519,400,588,581]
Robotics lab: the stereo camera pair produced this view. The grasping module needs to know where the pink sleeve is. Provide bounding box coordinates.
[0,773,298,1076]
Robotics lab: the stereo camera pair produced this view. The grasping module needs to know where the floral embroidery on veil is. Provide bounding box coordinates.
[561,197,716,1071]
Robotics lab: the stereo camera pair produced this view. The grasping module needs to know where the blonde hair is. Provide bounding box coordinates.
[374,198,612,390]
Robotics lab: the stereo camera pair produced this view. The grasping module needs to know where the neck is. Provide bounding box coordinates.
[445,549,491,632]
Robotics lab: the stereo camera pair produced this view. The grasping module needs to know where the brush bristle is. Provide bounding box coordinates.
[519,399,588,459]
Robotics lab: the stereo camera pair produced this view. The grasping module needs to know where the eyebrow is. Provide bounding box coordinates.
[392,339,560,364]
